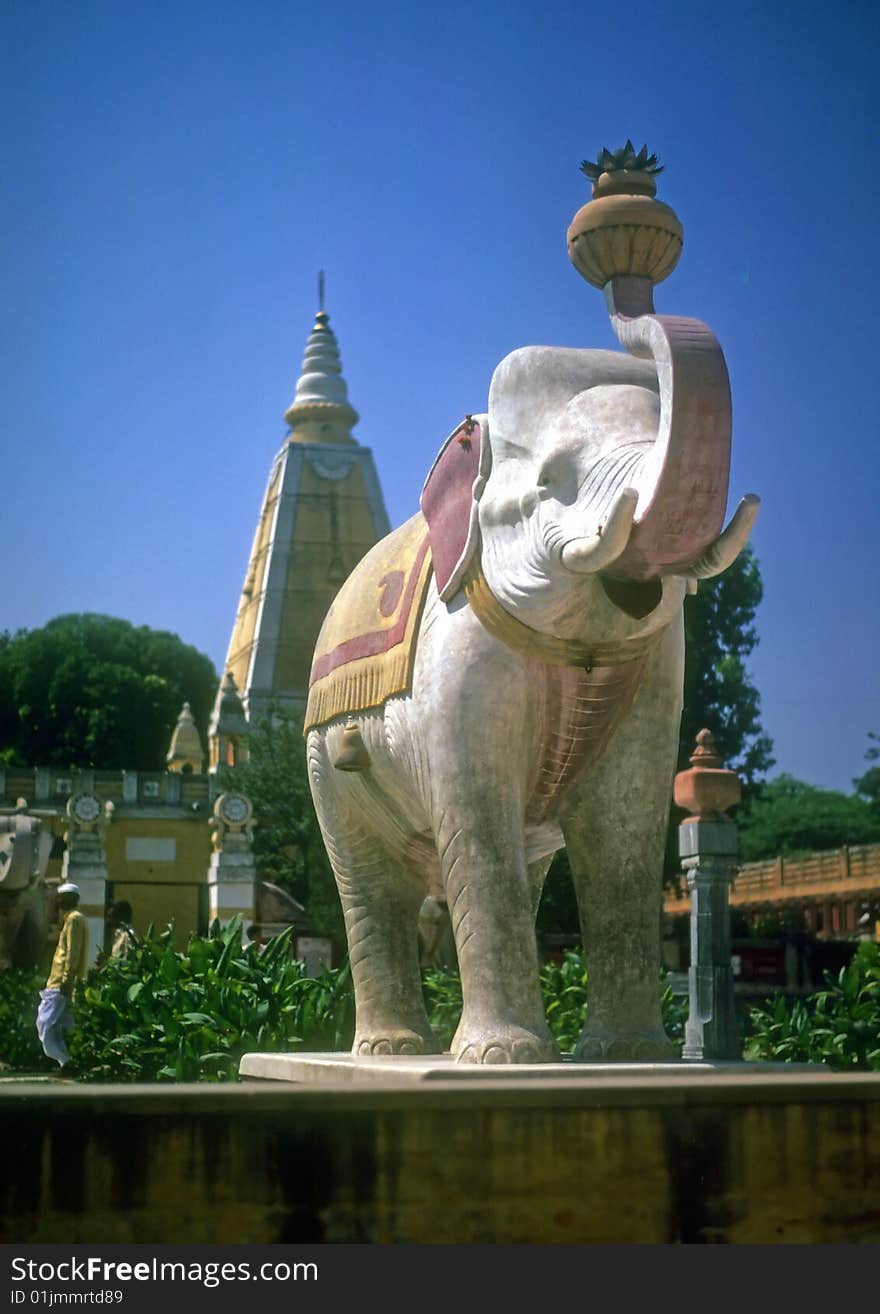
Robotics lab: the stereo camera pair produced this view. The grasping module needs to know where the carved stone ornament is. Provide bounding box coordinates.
[217,792,252,825]
[211,792,255,850]
[673,728,741,820]
[305,449,357,481]
[65,792,105,836]
[567,141,683,290]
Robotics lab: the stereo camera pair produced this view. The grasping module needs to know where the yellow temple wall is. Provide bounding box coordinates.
[1,766,220,950]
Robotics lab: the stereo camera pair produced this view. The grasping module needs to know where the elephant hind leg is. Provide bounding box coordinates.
[330,825,440,1057]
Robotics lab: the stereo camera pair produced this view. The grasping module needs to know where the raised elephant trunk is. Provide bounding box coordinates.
[610,308,730,578]
[563,137,761,587]
[559,271,745,581]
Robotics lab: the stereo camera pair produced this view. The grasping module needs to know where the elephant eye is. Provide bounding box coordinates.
[536,454,577,504]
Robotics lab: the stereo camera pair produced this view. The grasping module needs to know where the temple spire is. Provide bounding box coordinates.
[283,291,358,444]
[220,295,390,721]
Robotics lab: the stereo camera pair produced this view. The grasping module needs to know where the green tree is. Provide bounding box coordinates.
[0,614,217,770]
[737,774,880,862]
[218,707,343,943]
[661,545,775,881]
[680,546,774,792]
[854,731,880,811]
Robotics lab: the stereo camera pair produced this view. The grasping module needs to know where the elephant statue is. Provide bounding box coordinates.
[304,174,759,1064]
[0,810,52,971]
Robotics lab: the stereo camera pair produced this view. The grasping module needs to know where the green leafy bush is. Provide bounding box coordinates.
[660,979,688,1046]
[16,921,877,1077]
[541,950,589,1051]
[0,968,55,1073]
[422,965,462,1050]
[425,950,685,1053]
[744,941,880,1069]
[68,918,355,1082]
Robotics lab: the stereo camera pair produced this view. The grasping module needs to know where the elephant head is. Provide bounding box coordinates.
[422,301,760,649]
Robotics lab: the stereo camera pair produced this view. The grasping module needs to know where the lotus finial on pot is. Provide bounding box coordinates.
[567,140,683,289]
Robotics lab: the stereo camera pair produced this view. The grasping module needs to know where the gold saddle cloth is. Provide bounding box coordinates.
[304,512,433,733]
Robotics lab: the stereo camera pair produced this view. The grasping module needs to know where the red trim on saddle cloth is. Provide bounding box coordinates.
[309,533,432,683]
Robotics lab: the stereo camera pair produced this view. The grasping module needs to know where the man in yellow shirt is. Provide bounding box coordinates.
[36,882,89,1068]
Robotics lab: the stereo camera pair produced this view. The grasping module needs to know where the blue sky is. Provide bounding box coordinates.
[3,0,878,792]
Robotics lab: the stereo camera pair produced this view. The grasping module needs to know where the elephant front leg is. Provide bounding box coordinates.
[434,807,558,1064]
[560,623,683,1062]
[417,622,557,1063]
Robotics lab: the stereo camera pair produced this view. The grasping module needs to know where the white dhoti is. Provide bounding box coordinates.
[36,988,75,1066]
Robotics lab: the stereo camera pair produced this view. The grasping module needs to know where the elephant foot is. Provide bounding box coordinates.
[453,1023,560,1065]
[573,1027,677,1063]
[353,1026,441,1057]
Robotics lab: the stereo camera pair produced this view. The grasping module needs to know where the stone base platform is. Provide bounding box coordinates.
[239,1050,817,1085]
[3,1067,878,1243]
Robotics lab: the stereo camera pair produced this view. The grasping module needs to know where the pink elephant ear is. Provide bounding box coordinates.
[420,414,490,602]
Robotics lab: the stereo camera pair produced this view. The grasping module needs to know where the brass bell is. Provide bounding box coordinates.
[333,718,370,772]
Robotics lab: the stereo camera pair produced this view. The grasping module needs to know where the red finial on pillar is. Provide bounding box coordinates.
[674,729,741,821]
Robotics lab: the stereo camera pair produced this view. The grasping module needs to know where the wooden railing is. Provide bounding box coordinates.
[664,842,880,915]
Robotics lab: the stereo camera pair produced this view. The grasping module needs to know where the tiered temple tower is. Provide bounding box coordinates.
[220,297,390,724]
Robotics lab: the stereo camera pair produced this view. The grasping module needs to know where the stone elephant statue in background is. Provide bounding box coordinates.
[304,288,759,1064]
[0,812,52,971]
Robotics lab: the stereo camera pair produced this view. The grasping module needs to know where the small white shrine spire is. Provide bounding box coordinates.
[166,702,205,774]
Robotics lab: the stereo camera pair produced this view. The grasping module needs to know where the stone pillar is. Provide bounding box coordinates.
[207,792,256,937]
[674,730,741,1062]
[61,793,112,967]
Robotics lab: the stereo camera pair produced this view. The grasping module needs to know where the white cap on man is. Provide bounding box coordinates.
[57,882,80,895]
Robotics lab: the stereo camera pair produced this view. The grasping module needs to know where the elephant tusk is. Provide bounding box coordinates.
[560,488,639,574]
[685,494,761,580]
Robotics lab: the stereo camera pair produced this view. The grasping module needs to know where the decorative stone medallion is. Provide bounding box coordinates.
[68,793,102,825]
[216,793,252,827]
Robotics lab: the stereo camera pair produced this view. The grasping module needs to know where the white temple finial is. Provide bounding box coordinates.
[166,700,205,773]
[283,295,359,442]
